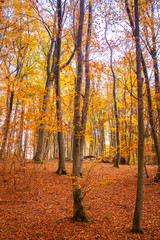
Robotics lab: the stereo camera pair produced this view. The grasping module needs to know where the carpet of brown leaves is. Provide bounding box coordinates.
[0,160,160,240]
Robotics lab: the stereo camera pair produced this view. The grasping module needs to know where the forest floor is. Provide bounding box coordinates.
[0,159,160,240]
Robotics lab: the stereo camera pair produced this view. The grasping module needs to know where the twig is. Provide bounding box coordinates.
[0,200,35,203]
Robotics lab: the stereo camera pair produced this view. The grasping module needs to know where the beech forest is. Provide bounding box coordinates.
[0,0,160,239]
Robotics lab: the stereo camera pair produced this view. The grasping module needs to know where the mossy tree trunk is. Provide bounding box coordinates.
[72,179,89,222]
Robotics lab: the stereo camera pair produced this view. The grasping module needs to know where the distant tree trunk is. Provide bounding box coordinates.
[33,75,52,163]
[6,98,19,158]
[100,119,106,155]
[72,0,89,222]
[132,0,144,234]
[23,131,28,159]
[55,0,66,175]
[127,75,133,165]
[17,102,24,159]
[105,24,120,167]
[91,109,96,156]
[43,132,51,160]
[0,91,14,158]
[33,38,54,163]
[112,70,120,168]
[80,0,92,175]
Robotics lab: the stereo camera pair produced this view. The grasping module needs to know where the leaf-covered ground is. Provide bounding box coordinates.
[0,160,160,240]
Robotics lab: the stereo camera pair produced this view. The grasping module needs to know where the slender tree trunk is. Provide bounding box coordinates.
[127,74,133,165]
[105,24,120,167]
[141,56,160,179]
[112,71,120,168]
[33,76,52,163]
[55,0,66,175]
[33,37,54,163]
[132,0,144,234]
[72,0,89,222]
[0,91,14,158]
[80,1,92,175]
[17,102,24,158]
[23,131,28,159]
[151,5,160,134]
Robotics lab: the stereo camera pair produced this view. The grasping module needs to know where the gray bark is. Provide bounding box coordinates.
[72,0,85,176]
[55,0,66,175]
[33,74,52,163]
[0,91,14,158]
[80,1,92,175]
[33,36,54,163]
[72,0,89,223]
[132,0,144,233]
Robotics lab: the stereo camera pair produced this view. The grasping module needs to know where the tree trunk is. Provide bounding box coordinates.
[105,23,120,167]
[141,56,160,180]
[72,0,89,222]
[113,71,120,168]
[55,0,66,175]
[33,76,51,163]
[80,0,92,175]
[127,74,133,165]
[17,102,24,159]
[72,179,89,222]
[33,37,54,163]
[0,91,14,158]
[132,0,144,234]
[23,131,28,159]
[151,5,160,136]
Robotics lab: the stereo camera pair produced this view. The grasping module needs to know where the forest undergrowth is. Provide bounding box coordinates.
[0,160,159,240]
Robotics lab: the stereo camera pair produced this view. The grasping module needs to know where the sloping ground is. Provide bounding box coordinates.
[0,160,159,240]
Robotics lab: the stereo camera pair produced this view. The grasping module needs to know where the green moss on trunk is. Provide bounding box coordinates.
[72,205,89,222]
[73,188,89,222]
[33,156,43,164]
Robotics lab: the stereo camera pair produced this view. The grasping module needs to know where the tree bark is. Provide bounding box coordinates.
[17,102,24,159]
[112,69,120,168]
[132,0,144,234]
[55,0,66,175]
[0,91,14,159]
[72,0,89,222]
[72,0,85,176]
[150,5,160,135]
[33,37,54,163]
[80,0,92,175]
[33,75,52,163]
